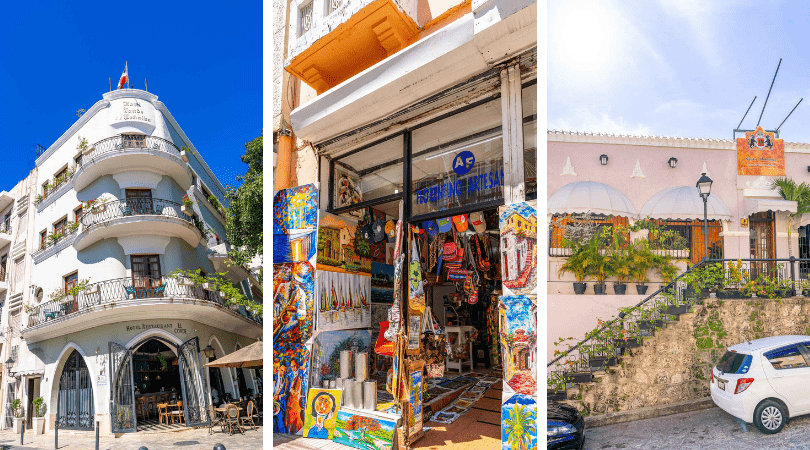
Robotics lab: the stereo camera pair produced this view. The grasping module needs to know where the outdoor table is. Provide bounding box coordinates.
[215,405,244,434]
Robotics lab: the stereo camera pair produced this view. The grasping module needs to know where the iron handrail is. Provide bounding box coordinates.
[26,276,258,327]
[78,135,181,168]
[79,198,195,230]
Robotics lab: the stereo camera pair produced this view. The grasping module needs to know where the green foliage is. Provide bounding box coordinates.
[49,278,91,302]
[32,397,44,417]
[629,240,654,284]
[169,269,262,316]
[225,135,262,257]
[11,399,22,418]
[557,247,590,283]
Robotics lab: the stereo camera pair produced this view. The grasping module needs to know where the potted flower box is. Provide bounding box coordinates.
[635,284,649,295]
[566,371,593,384]
[666,304,690,316]
[593,283,607,295]
[32,397,44,436]
[613,337,642,349]
[716,289,746,299]
[181,149,190,162]
[588,356,617,369]
[547,390,567,401]
[92,203,106,214]
[573,282,586,295]
[638,319,664,331]
[181,205,193,215]
[613,283,627,295]
[178,276,194,287]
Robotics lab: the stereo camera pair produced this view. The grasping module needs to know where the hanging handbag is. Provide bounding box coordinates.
[376,321,395,356]
[448,268,468,280]
[421,308,447,366]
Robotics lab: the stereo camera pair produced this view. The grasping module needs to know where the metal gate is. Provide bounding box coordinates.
[57,350,94,430]
[109,342,136,433]
[3,381,14,429]
[178,337,210,427]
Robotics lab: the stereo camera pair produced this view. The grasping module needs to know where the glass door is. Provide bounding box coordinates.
[125,189,153,215]
[131,255,162,298]
[750,211,775,279]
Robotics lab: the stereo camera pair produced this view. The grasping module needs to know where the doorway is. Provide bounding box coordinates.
[56,351,92,430]
[130,254,162,298]
[750,211,775,278]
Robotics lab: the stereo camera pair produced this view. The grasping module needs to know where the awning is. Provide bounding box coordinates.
[205,340,262,368]
[639,186,733,221]
[745,198,797,216]
[548,181,637,217]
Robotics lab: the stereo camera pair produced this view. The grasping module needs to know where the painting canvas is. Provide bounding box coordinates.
[499,295,537,396]
[302,389,342,439]
[318,212,373,274]
[499,201,537,295]
[274,230,318,263]
[311,330,373,388]
[335,170,363,209]
[273,342,310,435]
[407,361,424,438]
[315,270,372,331]
[273,184,319,234]
[370,262,395,304]
[333,411,396,450]
[502,394,537,450]
[273,262,314,343]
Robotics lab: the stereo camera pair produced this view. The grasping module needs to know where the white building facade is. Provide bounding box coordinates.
[1,89,262,435]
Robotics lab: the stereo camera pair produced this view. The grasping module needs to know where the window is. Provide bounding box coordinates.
[74,206,83,223]
[332,135,404,210]
[716,351,751,374]
[42,180,50,196]
[74,153,83,168]
[3,212,9,232]
[64,272,79,292]
[765,345,809,370]
[299,1,313,36]
[125,189,153,214]
[122,134,146,148]
[0,255,6,279]
[131,255,162,295]
[39,231,47,250]
[54,218,67,237]
[201,184,212,200]
[54,167,67,183]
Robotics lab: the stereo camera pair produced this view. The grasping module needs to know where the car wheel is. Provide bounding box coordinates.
[754,400,787,434]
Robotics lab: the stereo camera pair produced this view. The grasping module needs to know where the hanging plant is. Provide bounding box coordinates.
[157,354,168,371]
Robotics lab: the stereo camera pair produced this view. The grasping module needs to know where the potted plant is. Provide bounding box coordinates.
[11,399,23,435]
[629,240,654,295]
[653,253,679,294]
[180,146,192,162]
[585,234,610,295]
[717,259,748,299]
[32,397,45,435]
[181,195,194,215]
[557,247,589,295]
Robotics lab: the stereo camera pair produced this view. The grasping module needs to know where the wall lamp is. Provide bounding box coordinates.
[599,154,609,165]
[5,358,13,377]
[668,157,678,168]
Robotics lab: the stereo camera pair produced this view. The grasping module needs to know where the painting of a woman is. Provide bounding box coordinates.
[286,358,304,433]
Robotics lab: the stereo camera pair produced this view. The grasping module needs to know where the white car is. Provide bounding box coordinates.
[710,335,810,434]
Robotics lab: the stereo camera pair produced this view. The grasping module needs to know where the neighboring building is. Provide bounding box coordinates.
[546,128,810,357]
[0,89,262,435]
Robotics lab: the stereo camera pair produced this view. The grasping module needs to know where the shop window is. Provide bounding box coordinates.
[332,135,404,210]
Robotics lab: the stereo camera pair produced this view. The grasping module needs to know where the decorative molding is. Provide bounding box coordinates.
[548,129,810,152]
[743,176,782,199]
[630,159,646,179]
[719,231,749,237]
[701,162,710,177]
[560,156,576,176]
[32,233,77,264]
[35,179,74,212]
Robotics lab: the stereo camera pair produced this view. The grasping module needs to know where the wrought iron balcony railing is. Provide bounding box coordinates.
[79,198,203,235]
[78,135,181,168]
[26,277,259,328]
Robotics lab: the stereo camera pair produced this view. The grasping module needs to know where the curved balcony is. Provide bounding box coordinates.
[73,198,203,251]
[24,277,262,343]
[74,135,193,192]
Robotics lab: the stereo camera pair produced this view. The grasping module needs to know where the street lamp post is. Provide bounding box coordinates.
[696,173,713,261]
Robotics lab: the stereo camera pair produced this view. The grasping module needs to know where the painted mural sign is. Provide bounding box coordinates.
[502,394,537,450]
[302,389,342,439]
[273,262,315,343]
[315,270,371,331]
[273,184,319,263]
[333,410,396,450]
[273,341,310,435]
[499,295,537,396]
[500,202,537,296]
[311,330,372,388]
[736,126,785,176]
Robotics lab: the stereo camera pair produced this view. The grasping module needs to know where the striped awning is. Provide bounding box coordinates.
[640,186,733,221]
[548,181,637,217]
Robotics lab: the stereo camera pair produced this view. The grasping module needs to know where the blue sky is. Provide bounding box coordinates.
[0,1,261,190]
[549,1,810,142]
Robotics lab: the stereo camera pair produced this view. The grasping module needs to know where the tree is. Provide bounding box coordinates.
[225,135,263,265]
[771,177,810,257]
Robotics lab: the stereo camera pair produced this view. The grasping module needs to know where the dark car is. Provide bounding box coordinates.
[547,400,585,450]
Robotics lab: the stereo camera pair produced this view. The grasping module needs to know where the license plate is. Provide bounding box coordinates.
[718,380,725,391]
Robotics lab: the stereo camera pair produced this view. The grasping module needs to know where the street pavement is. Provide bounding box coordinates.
[584,406,810,450]
[0,425,264,450]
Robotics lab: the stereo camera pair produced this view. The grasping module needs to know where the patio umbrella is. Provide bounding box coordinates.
[205,340,263,368]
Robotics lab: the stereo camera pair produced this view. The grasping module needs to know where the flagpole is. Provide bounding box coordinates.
[145,78,148,92]
[109,78,111,92]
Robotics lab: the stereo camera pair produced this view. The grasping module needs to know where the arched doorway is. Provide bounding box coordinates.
[57,350,94,430]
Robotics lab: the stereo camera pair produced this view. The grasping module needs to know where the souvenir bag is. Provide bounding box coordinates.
[448,267,468,281]
[385,218,406,342]
[421,309,446,378]
[409,227,426,314]
[375,321,395,356]
[471,233,491,272]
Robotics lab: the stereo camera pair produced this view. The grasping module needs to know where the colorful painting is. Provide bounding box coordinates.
[318,212,373,274]
[499,202,537,296]
[431,411,459,424]
[273,184,319,234]
[453,398,474,409]
[370,262,395,304]
[336,171,363,209]
[408,361,424,438]
[273,342,310,435]
[502,394,537,450]
[333,411,396,450]
[499,295,537,396]
[273,262,314,343]
[303,389,342,439]
[315,270,372,331]
[274,230,318,263]
[311,330,372,388]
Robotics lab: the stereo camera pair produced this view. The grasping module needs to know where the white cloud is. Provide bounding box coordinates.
[548,107,653,136]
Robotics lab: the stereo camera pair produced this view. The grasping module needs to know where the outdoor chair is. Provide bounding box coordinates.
[225,404,244,435]
[171,400,184,424]
[240,401,258,431]
[120,204,133,216]
[153,282,167,297]
[136,398,150,421]
[125,285,137,299]
[44,308,59,320]
[208,404,225,434]
[158,403,170,425]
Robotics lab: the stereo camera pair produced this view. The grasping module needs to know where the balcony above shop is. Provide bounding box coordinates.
[73,135,193,192]
[208,243,251,285]
[23,277,262,343]
[73,198,204,252]
[285,0,419,93]
[0,225,11,249]
[0,268,8,294]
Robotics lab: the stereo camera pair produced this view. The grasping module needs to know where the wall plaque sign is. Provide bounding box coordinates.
[737,126,785,176]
